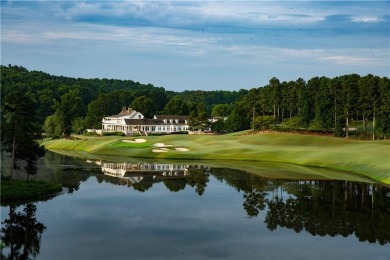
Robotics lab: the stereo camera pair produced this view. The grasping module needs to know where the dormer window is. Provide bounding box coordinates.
[169,119,173,123]
[175,119,179,123]
[163,119,167,123]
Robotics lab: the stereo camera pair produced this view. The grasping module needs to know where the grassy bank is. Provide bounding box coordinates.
[41,132,390,185]
[1,179,62,205]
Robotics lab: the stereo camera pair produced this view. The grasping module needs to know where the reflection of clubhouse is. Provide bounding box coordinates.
[101,162,192,184]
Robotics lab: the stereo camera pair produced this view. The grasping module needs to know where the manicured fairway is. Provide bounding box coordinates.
[41,132,390,185]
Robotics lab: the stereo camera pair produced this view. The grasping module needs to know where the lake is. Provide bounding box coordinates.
[1,152,390,259]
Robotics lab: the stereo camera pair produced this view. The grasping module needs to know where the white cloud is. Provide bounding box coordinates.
[321,56,380,65]
[351,16,380,23]
[1,1,389,91]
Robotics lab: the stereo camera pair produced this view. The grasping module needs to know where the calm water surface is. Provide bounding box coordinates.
[1,152,390,260]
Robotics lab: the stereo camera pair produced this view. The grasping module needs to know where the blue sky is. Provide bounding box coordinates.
[1,1,389,91]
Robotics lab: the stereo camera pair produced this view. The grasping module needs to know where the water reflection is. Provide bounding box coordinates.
[1,203,45,260]
[97,161,390,245]
[2,156,389,259]
[264,181,390,245]
[100,162,209,194]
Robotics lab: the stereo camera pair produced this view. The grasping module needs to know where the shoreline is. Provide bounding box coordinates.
[40,133,390,185]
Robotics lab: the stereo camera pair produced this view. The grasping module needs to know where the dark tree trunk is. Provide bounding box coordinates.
[346,111,349,138]
[10,132,16,181]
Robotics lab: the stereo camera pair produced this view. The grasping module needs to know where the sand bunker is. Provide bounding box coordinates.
[153,143,172,147]
[175,147,189,152]
[152,149,168,153]
[122,138,147,143]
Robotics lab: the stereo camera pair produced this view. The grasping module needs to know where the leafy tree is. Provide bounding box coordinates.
[225,106,250,132]
[53,88,83,135]
[131,96,156,118]
[36,88,55,125]
[149,87,168,111]
[188,103,209,131]
[84,93,106,129]
[18,141,45,180]
[284,81,296,119]
[340,74,360,138]
[211,104,232,117]
[257,87,270,116]
[269,77,282,121]
[300,77,318,127]
[43,114,63,138]
[377,77,390,139]
[210,120,226,134]
[311,77,333,131]
[1,91,45,180]
[71,117,86,135]
[163,97,189,115]
[358,74,380,138]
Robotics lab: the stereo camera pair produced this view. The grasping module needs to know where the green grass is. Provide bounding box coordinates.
[1,178,62,205]
[41,133,390,185]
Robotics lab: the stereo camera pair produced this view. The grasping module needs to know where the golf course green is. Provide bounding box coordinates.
[41,132,390,185]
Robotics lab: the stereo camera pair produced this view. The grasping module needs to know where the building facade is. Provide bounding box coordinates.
[102,107,189,135]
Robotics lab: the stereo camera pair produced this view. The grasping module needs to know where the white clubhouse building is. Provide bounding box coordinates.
[102,107,189,135]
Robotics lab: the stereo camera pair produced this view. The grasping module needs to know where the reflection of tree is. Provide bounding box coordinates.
[211,168,268,217]
[1,203,46,259]
[89,159,390,245]
[132,175,155,192]
[186,167,210,196]
[56,169,89,193]
[163,178,187,192]
[56,170,81,193]
[265,181,390,245]
[243,190,267,217]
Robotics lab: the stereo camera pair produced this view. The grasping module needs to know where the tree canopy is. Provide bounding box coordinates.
[1,65,389,139]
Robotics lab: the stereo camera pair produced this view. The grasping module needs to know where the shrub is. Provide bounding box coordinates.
[83,130,98,136]
[148,132,167,136]
[1,179,62,204]
[253,116,276,131]
[103,131,125,136]
[282,117,302,129]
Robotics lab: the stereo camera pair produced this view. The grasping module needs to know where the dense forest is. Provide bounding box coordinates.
[1,65,389,139]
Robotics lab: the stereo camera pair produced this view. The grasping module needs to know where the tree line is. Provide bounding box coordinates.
[1,65,389,142]
[1,65,247,137]
[243,75,390,139]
